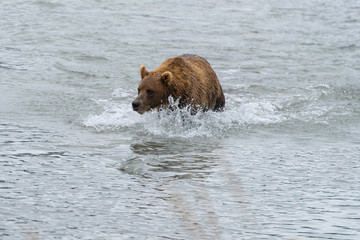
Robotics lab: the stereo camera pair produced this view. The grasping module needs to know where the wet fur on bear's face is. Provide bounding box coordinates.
[132,65,172,114]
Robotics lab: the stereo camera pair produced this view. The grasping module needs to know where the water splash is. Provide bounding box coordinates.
[83,89,284,138]
[82,82,359,138]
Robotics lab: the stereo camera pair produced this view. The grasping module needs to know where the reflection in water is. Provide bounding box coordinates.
[23,226,43,240]
[121,139,256,240]
[124,140,217,179]
[130,141,174,156]
[167,181,222,240]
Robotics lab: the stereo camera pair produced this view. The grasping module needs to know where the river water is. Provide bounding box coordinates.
[1,0,360,239]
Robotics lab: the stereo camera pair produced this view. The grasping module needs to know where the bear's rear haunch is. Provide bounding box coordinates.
[132,54,225,114]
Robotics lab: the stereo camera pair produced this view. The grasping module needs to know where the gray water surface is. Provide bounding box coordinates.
[1,0,360,239]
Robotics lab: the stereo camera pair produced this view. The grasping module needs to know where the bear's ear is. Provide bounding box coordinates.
[139,65,148,79]
[161,71,173,86]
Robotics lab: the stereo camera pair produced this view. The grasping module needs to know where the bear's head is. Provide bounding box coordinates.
[132,65,173,114]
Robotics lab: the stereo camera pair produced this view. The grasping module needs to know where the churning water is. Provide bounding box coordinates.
[1,0,360,239]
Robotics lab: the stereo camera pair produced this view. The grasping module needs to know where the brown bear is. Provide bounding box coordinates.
[132,54,225,114]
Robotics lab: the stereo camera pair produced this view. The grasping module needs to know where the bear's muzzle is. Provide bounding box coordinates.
[132,101,140,111]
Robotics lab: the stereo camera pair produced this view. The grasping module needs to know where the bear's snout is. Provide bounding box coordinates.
[132,101,140,111]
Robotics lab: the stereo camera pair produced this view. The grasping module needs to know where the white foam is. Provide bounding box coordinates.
[82,84,343,138]
[82,90,284,138]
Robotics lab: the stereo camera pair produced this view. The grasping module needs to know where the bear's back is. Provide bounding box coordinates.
[153,54,225,112]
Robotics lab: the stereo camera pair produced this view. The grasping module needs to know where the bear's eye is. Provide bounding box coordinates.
[147,89,154,97]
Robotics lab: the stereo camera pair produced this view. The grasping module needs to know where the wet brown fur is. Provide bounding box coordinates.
[133,54,225,114]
